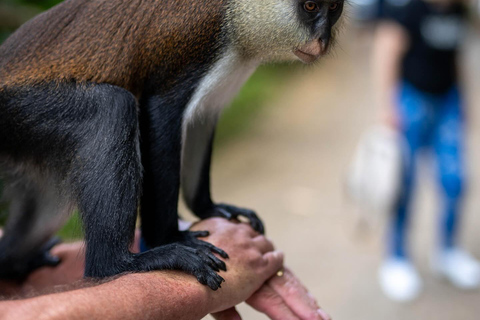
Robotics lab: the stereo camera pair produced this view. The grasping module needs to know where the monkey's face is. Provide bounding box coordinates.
[293,0,344,63]
[226,0,344,63]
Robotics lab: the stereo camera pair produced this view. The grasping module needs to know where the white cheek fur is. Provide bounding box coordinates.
[182,49,258,128]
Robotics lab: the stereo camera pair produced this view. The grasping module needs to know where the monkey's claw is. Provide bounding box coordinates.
[132,231,228,290]
[175,240,226,290]
[210,203,265,234]
[174,230,229,290]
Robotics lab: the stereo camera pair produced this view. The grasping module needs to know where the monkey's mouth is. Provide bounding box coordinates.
[294,40,324,63]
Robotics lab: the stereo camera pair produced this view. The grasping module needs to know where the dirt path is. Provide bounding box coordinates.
[198,26,480,320]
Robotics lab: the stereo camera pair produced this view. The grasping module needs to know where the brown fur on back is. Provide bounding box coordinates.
[0,0,226,96]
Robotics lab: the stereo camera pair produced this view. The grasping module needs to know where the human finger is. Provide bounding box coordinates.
[190,218,255,240]
[268,268,330,320]
[246,284,300,320]
[211,307,242,320]
[50,242,85,258]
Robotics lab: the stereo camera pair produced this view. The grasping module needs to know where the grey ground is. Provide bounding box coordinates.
[195,25,480,320]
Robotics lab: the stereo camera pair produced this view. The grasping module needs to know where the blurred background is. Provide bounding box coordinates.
[1,1,480,319]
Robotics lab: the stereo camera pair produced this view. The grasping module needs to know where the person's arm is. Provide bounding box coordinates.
[372,21,409,127]
[0,219,284,320]
[1,271,214,320]
[0,218,330,320]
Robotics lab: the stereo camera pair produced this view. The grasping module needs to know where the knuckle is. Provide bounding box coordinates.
[237,237,252,249]
[238,223,253,233]
[248,251,265,267]
[254,234,270,245]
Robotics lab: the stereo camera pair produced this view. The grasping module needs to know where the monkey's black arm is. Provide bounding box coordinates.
[181,121,264,234]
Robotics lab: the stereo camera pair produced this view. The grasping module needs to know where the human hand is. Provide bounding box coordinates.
[212,268,331,320]
[380,106,400,129]
[189,218,284,314]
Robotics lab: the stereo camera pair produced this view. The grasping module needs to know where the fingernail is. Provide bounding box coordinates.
[317,309,331,320]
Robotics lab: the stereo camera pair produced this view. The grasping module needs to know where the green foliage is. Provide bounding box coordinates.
[0,0,61,35]
[215,63,295,145]
[0,32,10,43]
[57,212,83,240]
[2,0,62,10]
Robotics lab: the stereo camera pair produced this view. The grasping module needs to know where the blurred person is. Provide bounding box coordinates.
[0,218,331,320]
[349,0,383,24]
[372,0,480,301]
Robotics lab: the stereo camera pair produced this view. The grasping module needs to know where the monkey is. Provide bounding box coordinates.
[0,0,343,290]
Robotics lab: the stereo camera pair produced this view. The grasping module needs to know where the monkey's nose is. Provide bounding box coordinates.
[294,40,324,63]
[319,33,330,52]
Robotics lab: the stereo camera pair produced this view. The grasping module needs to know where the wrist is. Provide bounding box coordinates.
[131,271,214,319]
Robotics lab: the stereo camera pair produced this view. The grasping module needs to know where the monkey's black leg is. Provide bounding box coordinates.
[181,119,264,234]
[0,175,68,279]
[135,94,227,289]
[72,87,141,278]
[63,87,224,288]
[139,94,184,248]
[139,94,231,243]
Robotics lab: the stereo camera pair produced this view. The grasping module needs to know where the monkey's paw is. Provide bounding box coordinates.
[0,236,61,280]
[208,203,265,234]
[27,236,62,270]
[132,231,228,290]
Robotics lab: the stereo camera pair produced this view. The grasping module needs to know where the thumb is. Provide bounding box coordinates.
[211,307,242,320]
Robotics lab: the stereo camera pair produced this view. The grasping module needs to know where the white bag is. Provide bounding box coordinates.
[346,125,406,218]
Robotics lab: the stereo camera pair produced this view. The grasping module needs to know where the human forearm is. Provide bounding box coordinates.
[1,272,212,320]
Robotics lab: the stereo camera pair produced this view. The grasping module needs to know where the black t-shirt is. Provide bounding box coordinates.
[383,0,467,94]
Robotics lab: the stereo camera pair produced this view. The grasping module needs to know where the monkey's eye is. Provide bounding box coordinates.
[329,2,339,11]
[303,1,319,12]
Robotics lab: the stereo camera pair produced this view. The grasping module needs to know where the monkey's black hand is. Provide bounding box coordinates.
[208,203,265,234]
[131,231,228,290]
[0,236,61,280]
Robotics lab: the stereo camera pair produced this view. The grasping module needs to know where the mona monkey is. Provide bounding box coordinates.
[0,0,343,289]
